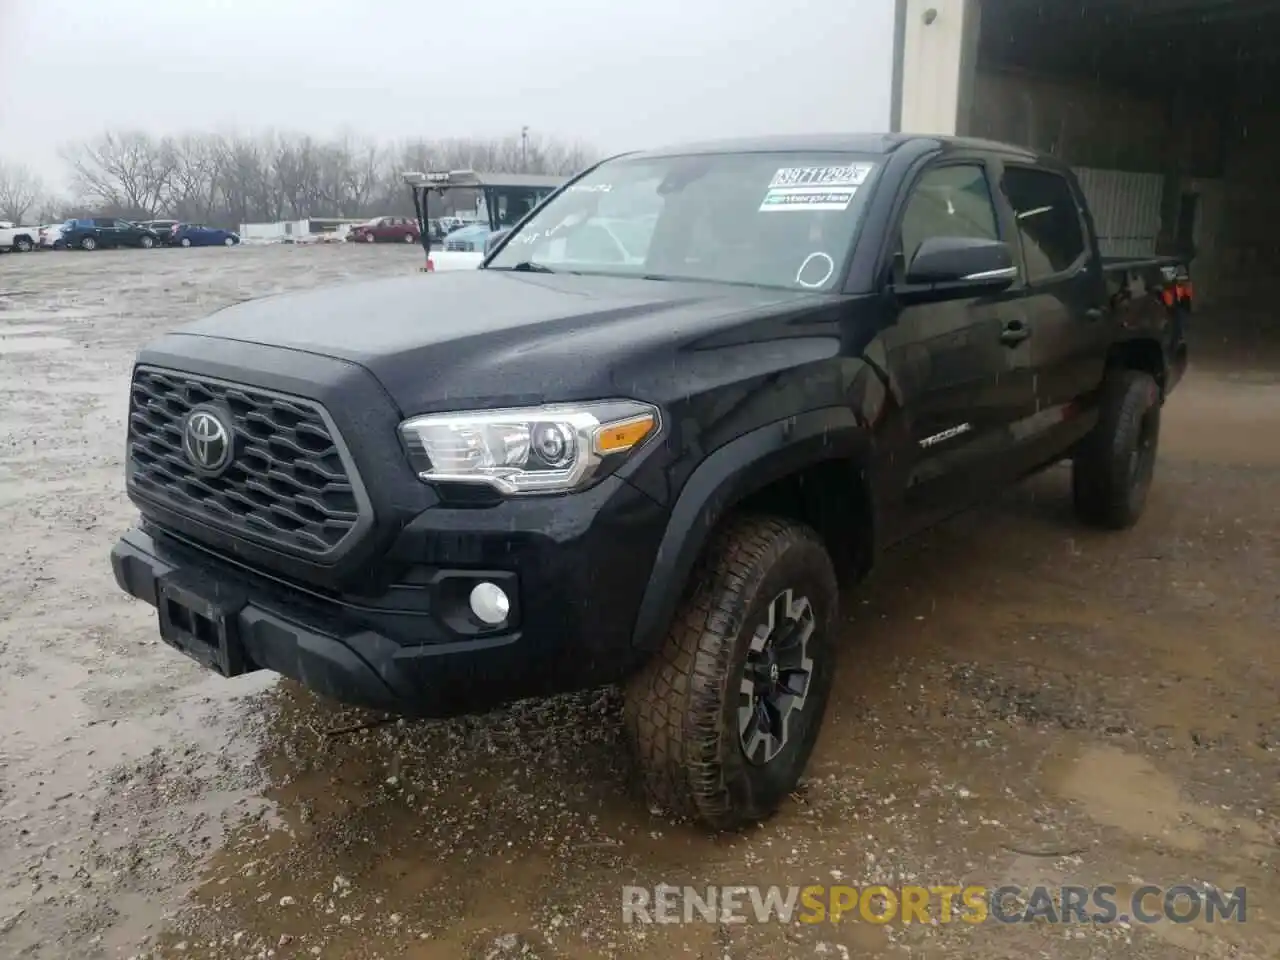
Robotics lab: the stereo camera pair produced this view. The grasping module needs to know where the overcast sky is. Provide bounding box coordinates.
[0,0,895,193]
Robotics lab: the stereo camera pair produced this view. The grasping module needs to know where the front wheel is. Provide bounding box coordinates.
[624,515,839,830]
[365,233,376,243]
[1072,369,1161,529]
[81,236,97,251]
[139,235,155,249]
[14,238,32,253]
[223,236,235,246]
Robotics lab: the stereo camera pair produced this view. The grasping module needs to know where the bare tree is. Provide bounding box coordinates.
[166,134,225,223]
[61,130,176,217]
[0,161,46,223]
[57,127,599,228]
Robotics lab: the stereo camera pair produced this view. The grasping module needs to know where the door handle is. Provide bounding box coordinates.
[1084,307,1104,321]
[1000,320,1031,346]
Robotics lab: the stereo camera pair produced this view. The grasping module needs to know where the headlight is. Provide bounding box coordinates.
[399,400,660,495]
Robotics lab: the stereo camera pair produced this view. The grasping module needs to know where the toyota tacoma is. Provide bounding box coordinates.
[111,134,1189,829]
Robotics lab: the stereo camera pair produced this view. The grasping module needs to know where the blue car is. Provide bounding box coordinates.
[442,223,492,252]
[172,223,240,247]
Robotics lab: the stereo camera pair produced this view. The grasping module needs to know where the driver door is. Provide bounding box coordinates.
[878,159,1035,532]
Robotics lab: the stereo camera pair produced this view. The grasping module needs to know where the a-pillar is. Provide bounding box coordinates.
[892,0,982,137]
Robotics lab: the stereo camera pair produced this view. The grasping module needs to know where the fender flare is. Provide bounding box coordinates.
[630,407,873,652]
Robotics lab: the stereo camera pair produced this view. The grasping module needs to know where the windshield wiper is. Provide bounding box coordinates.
[505,261,555,274]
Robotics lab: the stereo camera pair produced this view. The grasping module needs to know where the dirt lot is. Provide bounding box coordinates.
[0,245,1277,960]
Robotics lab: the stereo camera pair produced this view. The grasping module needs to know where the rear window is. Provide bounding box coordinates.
[1000,166,1087,281]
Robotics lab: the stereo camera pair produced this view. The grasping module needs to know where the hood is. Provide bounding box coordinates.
[172,270,821,414]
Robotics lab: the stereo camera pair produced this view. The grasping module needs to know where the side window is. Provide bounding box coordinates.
[899,164,999,266]
[1000,167,1086,282]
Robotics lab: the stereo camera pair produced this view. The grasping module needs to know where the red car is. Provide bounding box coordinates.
[347,216,420,244]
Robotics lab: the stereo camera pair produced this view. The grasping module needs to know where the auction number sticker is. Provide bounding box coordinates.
[759,162,875,212]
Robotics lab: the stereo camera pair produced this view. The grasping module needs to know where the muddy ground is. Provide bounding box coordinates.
[0,245,1276,960]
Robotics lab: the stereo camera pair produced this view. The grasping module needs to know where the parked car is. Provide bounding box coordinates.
[38,223,67,249]
[138,220,180,244]
[62,218,161,251]
[111,133,1189,830]
[346,216,419,244]
[0,221,38,252]
[441,223,492,252]
[171,223,241,247]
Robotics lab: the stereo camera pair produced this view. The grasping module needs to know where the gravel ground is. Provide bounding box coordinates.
[0,245,1277,960]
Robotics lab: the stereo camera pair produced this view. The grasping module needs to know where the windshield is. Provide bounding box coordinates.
[486,151,881,290]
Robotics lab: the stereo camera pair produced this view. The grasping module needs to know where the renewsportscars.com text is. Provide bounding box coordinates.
[622,884,1247,926]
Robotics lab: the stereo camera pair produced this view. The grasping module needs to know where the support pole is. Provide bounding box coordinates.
[896,0,981,136]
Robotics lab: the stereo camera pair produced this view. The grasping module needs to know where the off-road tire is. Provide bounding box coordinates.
[624,514,839,830]
[1072,368,1161,529]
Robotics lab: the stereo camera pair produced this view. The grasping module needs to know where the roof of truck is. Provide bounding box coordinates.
[621,132,1043,162]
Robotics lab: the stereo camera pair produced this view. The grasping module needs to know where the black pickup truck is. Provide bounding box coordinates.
[111,134,1188,829]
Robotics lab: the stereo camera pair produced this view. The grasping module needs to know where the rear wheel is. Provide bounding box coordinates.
[14,238,32,253]
[404,233,415,243]
[624,514,839,830]
[1072,368,1161,529]
[180,237,192,248]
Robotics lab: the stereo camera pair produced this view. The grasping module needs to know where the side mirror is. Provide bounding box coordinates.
[483,228,511,257]
[900,236,1017,301]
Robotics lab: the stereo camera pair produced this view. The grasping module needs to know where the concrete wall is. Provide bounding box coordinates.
[1213,90,1280,307]
[969,70,1168,171]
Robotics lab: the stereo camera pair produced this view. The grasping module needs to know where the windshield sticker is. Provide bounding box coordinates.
[759,186,857,212]
[795,251,835,288]
[769,163,875,189]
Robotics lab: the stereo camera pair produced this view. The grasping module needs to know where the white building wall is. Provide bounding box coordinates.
[897,0,978,136]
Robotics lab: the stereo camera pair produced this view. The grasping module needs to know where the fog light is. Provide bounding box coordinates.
[469,581,510,625]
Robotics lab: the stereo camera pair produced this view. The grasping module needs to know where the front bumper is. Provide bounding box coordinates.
[111,474,668,717]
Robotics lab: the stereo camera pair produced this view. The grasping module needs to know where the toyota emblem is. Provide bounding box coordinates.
[183,408,233,473]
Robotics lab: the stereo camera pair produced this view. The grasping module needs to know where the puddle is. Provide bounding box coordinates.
[0,335,73,354]
[1047,744,1273,858]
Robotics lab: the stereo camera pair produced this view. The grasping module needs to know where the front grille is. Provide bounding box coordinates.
[127,367,364,557]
